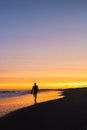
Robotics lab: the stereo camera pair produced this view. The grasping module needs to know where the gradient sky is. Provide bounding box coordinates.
[0,0,87,89]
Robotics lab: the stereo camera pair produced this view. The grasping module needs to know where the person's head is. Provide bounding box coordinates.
[34,82,36,85]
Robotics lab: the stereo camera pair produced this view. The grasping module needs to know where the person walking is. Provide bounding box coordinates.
[31,82,39,104]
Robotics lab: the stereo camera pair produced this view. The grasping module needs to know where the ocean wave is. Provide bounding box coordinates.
[0,90,30,98]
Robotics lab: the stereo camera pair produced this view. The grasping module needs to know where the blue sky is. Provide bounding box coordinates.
[0,0,87,81]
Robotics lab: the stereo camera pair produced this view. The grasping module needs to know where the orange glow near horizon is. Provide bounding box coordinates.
[0,76,87,90]
[0,60,87,90]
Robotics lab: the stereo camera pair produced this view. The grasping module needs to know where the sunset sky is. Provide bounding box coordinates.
[0,0,87,89]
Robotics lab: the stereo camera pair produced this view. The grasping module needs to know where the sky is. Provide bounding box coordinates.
[0,0,87,89]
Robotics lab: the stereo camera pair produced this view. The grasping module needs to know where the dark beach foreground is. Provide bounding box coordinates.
[0,88,87,130]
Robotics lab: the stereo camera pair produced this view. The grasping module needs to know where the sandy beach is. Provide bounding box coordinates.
[0,88,87,130]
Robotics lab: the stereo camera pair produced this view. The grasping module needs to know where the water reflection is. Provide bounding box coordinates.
[0,91,63,117]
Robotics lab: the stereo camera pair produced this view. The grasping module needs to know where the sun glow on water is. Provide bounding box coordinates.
[0,90,63,117]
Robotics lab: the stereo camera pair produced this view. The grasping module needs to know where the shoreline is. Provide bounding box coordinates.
[0,88,87,130]
[0,90,62,118]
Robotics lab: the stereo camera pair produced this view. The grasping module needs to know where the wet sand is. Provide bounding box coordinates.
[0,90,62,117]
[0,88,87,130]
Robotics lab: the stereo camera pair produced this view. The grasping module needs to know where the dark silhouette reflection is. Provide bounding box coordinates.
[31,82,39,104]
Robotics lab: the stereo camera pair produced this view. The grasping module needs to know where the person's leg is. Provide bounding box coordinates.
[33,94,37,103]
[34,93,37,104]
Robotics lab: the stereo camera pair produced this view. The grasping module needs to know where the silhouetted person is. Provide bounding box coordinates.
[31,82,39,104]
